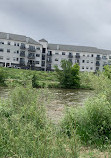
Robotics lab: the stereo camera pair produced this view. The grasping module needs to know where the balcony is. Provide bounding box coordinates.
[28,46,36,52]
[75,55,80,58]
[28,53,35,59]
[96,67,99,71]
[96,62,100,66]
[96,56,101,60]
[27,61,35,66]
[20,59,25,65]
[68,54,73,58]
[42,48,46,53]
[42,61,45,67]
[20,51,25,57]
[47,51,52,56]
[46,64,51,71]
[47,57,52,63]
[20,44,26,49]
[42,55,45,60]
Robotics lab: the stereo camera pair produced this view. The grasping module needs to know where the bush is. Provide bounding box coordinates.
[55,60,80,88]
[32,74,39,88]
[61,93,111,146]
[0,69,6,85]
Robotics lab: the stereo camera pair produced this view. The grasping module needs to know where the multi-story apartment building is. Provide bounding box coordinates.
[0,32,111,72]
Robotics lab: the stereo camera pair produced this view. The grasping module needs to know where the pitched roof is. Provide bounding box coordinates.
[39,38,48,42]
[0,32,40,45]
[48,44,111,55]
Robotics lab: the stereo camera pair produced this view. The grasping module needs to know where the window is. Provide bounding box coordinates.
[0,41,4,44]
[0,48,4,52]
[86,67,89,69]
[14,43,16,46]
[109,56,111,59]
[13,57,16,61]
[55,52,59,55]
[17,43,19,46]
[87,60,89,63]
[90,67,93,70]
[13,57,18,61]
[17,50,19,54]
[82,60,85,63]
[91,54,93,57]
[0,56,3,59]
[35,61,40,64]
[87,54,89,57]
[7,49,10,53]
[36,54,40,57]
[102,55,107,59]
[42,48,46,53]
[6,57,10,60]
[55,58,59,61]
[7,41,10,45]
[37,47,40,50]
[62,52,65,55]
[83,54,85,57]
[82,66,84,69]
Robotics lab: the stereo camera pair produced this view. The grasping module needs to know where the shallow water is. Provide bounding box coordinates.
[46,88,93,123]
[0,87,93,123]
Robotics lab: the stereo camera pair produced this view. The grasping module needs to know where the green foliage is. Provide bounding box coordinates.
[104,65,111,79]
[0,86,81,157]
[61,92,111,146]
[32,74,39,88]
[55,60,80,88]
[0,68,6,85]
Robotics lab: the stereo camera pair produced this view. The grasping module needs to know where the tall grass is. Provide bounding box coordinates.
[0,86,80,157]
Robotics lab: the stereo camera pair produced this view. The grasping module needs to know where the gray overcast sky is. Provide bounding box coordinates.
[0,0,111,49]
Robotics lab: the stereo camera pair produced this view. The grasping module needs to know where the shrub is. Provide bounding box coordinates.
[61,93,111,146]
[32,74,39,88]
[55,60,80,88]
[0,68,6,85]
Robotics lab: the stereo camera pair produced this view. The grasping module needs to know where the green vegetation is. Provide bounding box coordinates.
[0,86,81,158]
[55,60,80,88]
[1,66,111,157]
[0,67,59,88]
[61,66,111,149]
[0,68,7,86]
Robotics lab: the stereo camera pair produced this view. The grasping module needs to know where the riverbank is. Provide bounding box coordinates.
[1,67,111,157]
[0,67,94,89]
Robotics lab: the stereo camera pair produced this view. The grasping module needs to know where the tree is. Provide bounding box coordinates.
[55,60,80,88]
[103,65,111,79]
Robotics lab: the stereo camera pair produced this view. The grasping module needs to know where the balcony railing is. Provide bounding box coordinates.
[96,62,100,66]
[27,62,35,66]
[68,54,73,58]
[20,45,26,49]
[75,55,80,58]
[28,53,35,59]
[28,46,36,52]
[47,51,52,56]
[96,56,101,60]
[20,60,25,65]
[20,52,25,57]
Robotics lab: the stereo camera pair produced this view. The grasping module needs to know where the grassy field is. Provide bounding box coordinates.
[0,67,60,88]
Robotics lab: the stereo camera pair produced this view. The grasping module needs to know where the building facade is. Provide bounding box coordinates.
[0,32,111,72]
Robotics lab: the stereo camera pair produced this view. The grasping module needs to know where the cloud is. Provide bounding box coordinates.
[0,0,111,49]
